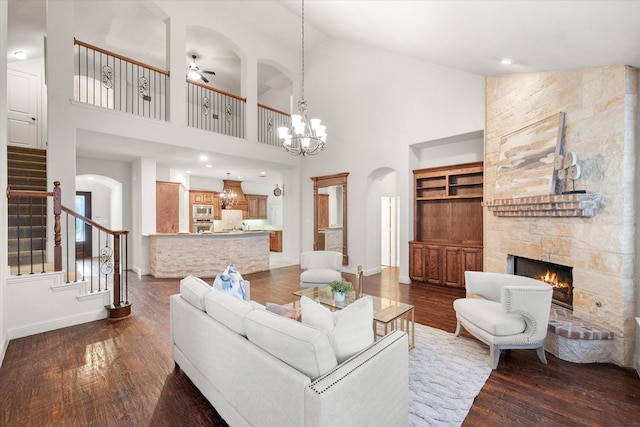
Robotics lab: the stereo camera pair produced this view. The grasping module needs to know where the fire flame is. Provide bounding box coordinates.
[538,270,568,289]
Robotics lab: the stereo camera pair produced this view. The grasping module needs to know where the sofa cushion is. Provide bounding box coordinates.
[204,288,254,336]
[244,309,338,380]
[300,269,342,284]
[300,295,374,363]
[213,264,249,301]
[453,298,526,336]
[179,275,212,311]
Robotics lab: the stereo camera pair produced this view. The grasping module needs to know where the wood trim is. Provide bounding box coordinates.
[257,103,290,116]
[311,172,349,265]
[186,79,247,102]
[74,38,170,77]
[61,206,128,235]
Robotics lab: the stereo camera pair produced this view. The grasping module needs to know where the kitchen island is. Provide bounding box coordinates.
[149,231,270,278]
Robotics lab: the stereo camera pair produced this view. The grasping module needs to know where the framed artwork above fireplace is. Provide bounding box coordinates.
[495,112,565,199]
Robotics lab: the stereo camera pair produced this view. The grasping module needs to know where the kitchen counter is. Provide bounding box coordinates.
[149,231,270,278]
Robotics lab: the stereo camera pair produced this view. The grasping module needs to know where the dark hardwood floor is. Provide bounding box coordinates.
[1,266,639,426]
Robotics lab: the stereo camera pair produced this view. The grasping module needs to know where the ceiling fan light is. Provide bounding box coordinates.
[188,70,201,81]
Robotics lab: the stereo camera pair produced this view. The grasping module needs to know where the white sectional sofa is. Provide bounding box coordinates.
[170,278,408,427]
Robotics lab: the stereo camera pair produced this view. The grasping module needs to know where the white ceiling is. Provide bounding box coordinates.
[7,0,640,182]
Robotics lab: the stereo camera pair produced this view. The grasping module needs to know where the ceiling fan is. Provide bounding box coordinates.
[187,55,215,83]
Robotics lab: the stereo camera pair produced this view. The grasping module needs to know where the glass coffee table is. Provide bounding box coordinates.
[292,286,415,350]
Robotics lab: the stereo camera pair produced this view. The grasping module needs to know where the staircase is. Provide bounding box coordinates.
[7,146,48,269]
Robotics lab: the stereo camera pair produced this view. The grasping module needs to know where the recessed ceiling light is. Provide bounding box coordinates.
[14,51,26,60]
[237,176,243,180]
[199,155,208,161]
[500,57,513,65]
[206,164,212,168]
[186,170,192,174]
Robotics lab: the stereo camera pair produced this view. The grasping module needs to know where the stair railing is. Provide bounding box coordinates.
[6,181,131,320]
[7,181,61,274]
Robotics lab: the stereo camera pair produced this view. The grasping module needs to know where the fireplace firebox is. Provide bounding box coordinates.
[512,256,573,309]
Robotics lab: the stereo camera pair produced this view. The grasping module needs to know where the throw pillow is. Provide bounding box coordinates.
[213,263,248,300]
[300,295,374,363]
[266,302,302,321]
[179,275,212,310]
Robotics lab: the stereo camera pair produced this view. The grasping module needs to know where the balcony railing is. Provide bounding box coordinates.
[73,39,290,146]
[74,38,169,121]
[257,103,290,148]
[186,80,246,138]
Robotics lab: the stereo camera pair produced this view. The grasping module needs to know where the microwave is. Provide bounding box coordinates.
[193,204,214,219]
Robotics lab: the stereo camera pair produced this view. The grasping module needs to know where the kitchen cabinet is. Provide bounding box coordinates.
[269,230,282,252]
[189,190,221,220]
[410,162,483,288]
[245,194,268,219]
[156,181,180,233]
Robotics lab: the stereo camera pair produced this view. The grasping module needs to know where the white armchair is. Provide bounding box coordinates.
[453,271,553,369]
[299,250,343,289]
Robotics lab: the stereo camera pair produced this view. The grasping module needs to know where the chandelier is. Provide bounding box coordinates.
[277,0,327,156]
[220,173,238,209]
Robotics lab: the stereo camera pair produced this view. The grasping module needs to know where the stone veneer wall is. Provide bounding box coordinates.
[484,65,638,367]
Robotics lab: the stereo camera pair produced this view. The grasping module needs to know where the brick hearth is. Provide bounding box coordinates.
[546,305,614,363]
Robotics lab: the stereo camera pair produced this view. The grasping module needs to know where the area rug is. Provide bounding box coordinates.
[407,323,492,426]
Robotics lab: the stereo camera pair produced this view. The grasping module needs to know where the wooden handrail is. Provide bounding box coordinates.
[61,206,128,236]
[7,188,54,198]
[257,103,291,117]
[186,79,247,102]
[74,38,170,77]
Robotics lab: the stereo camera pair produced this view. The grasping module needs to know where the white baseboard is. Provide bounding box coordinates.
[9,310,108,340]
[398,275,411,284]
[0,336,8,368]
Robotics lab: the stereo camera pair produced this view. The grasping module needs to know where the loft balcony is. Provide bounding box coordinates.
[73,39,289,148]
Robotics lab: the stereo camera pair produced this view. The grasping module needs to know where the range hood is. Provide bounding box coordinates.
[222,179,247,212]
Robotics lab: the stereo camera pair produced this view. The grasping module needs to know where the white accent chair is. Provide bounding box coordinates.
[299,250,343,289]
[453,271,553,369]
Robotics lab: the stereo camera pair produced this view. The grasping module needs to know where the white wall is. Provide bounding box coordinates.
[297,38,485,278]
[43,1,486,282]
[1,0,9,364]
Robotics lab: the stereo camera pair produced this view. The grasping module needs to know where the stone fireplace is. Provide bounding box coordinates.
[483,65,638,367]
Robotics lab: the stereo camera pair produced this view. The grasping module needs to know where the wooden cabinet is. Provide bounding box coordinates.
[156,181,180,233]
[410,162,483,288]
[245,194,268,219]
[269,230,282,252]
[189,190,221,220]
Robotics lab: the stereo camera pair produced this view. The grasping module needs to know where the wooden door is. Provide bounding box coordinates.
[257,196,267,219]
[443,247,463,287]
[246,195,258,219]
[461,247,483,286]
[424,245,443,284]
[317,194,329,229]
[409,242,424,281]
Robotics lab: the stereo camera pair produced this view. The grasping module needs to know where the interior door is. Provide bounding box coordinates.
[75,192,92,259]
[8,69,40,149]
